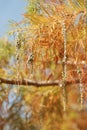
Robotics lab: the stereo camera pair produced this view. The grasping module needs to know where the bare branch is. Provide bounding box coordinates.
[0,77,82,87]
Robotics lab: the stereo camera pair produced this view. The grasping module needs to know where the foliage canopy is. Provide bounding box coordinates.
[0,0,87,130]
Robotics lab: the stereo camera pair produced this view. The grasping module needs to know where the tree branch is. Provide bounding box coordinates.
[0,77,82,87]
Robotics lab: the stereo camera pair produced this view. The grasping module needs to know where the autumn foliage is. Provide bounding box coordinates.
[0,0,87,130]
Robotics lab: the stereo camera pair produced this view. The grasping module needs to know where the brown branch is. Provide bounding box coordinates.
[0,77,81,87]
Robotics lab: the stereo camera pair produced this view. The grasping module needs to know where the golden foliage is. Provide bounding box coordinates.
[5,0,87,129]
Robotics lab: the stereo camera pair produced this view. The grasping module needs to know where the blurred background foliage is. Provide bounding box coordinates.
[0,0,87,130]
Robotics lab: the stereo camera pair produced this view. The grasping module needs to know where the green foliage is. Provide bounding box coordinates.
[26,0,40,15]
[0,39,14,67]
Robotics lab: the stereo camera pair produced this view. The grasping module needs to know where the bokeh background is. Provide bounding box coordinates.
[0,0,26,37]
